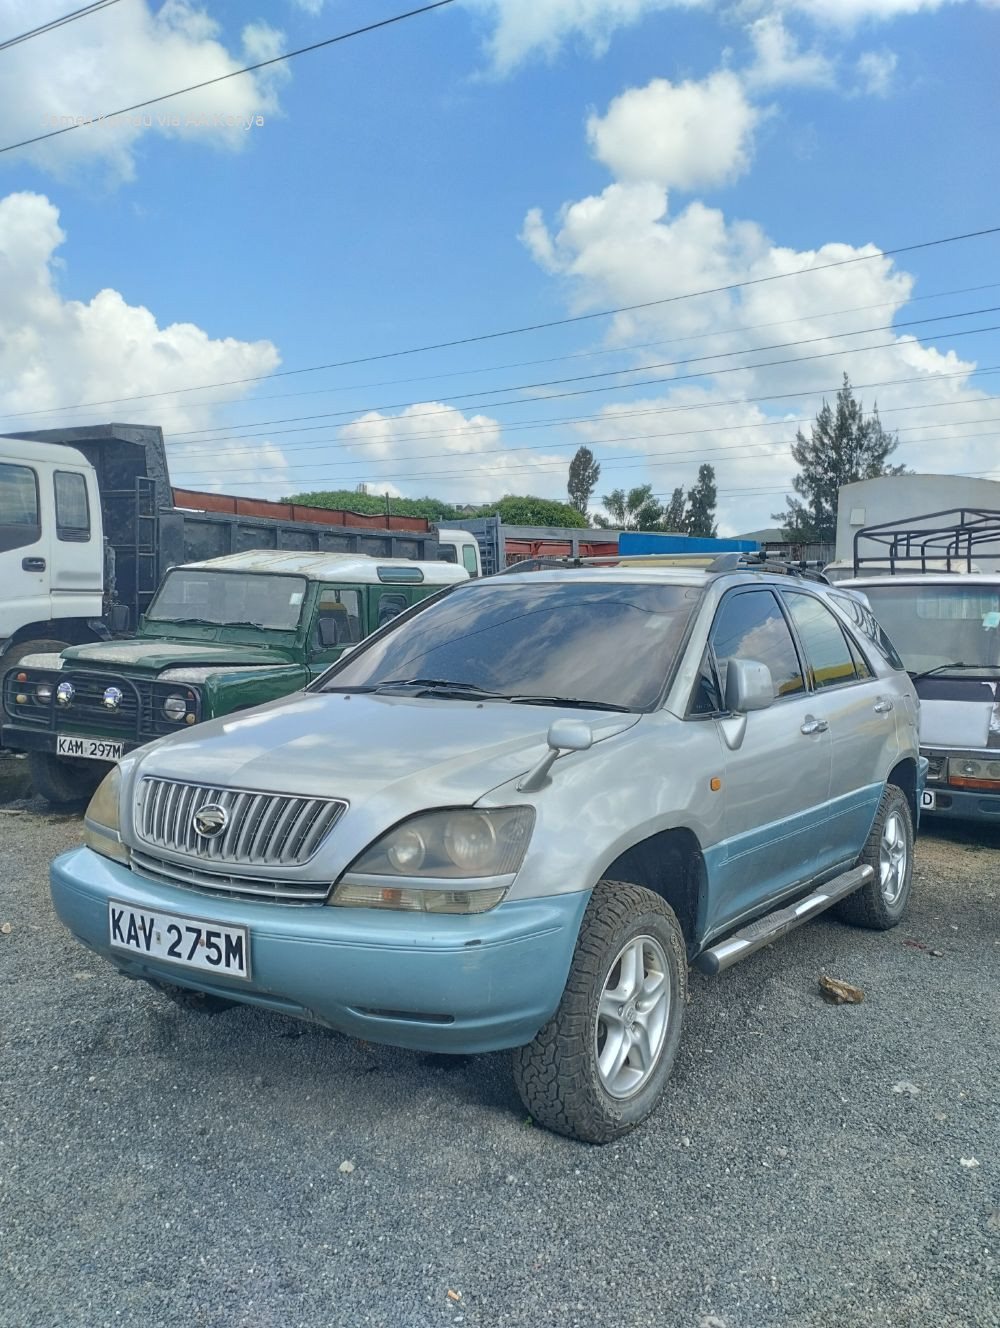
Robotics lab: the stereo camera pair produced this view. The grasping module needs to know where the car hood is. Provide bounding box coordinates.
[130,691,640,808]
[60,639,290,673]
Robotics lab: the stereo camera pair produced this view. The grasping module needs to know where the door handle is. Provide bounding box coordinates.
[800,716,828,735]
[873,698,894,713]
[21,556,46,572]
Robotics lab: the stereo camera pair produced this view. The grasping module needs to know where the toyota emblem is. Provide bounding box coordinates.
[193,804,228,838]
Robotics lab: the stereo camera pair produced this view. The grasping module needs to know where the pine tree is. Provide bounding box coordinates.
[776,374,905,542]
[594,483,664,531]
[663,486,687,531]
[684,464,718,537]
[567,446,601,520]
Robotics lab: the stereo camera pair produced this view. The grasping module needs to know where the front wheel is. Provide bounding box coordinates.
[512,880,686,1143]
[835,784,914,930]
[27,750,106,806]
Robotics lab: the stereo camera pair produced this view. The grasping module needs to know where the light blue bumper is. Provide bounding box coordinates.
[50,847,589,1054]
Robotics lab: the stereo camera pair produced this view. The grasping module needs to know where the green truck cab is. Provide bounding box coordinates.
[1,550,468,805]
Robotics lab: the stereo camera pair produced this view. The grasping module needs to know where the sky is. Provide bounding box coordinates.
[0,0,998,535]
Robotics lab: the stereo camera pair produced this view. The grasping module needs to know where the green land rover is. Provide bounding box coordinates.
[2,550,468,804]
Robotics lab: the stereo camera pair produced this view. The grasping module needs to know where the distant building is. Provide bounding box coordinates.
[835,474,1000,566]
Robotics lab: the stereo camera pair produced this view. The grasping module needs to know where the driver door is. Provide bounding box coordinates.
[308,586,363,677]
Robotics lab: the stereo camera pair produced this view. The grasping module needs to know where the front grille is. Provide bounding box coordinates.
[130,849,331,904]
[135,778,346,866]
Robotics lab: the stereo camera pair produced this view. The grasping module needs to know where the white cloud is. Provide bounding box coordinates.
[0,191,290,494]
[587,72,763,193]
[289,0,326,13]
[0,1,288,183]
[855,48,898,95]
[464,0,685,74]
[743,13,836,88]
[779,0,980,21]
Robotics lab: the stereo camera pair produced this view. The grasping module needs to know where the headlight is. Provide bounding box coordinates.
[83,766,129,865]
[35,681,53,703]
[348,808,533,880]
[329,807,534,913]
[162,692,187,722]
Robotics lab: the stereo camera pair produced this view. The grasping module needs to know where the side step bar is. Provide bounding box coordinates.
[695,864,874,976]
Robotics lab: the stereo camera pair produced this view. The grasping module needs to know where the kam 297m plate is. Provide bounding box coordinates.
[108,901,250,978]
[57,735,125,762]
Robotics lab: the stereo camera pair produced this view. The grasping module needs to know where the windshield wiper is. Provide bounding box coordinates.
[157,617,219,627]
[371,678,512,701]
[221,620,264,630]
[910,661,970,680]
[507,694,633,713]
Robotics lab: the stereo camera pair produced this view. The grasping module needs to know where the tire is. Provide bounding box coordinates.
[835,784,914,930]
[1,639,70,671]
[512,880,687,1144]
[27,750,106,807]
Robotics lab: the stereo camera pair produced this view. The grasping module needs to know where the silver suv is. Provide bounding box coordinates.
[51,557,922,1142]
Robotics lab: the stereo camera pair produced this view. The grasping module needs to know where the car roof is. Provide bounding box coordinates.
[177,550,470,585]
[0,435,91,468]
[493,565,834,592]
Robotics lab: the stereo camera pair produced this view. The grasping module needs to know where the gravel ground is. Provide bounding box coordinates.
[0,801,997,1328]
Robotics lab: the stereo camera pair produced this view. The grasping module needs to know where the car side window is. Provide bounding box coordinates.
[0,462,40,554]
[710,590,805,701]
[689,647,723,716]
[783,592,859,689]
[54,471,91,542]
[829,591,906,671]
[376,592,409,629]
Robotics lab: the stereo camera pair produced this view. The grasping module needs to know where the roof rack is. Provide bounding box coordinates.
[853,508,1000,575]
[497,551,830,583]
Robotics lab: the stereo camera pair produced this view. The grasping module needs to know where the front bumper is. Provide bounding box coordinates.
[51,847,589,1054]
[1,725,142,756]
[921,785,1000,822]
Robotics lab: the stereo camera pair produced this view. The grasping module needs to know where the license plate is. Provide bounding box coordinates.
[57,734,125,761]
[921,790,937,810]
[108,901,250,978]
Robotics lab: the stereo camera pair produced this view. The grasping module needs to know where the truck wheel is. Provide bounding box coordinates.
[835,784,914,930]
[27,751,105,807]
[512,880,686,1144]
[2,639,70,671]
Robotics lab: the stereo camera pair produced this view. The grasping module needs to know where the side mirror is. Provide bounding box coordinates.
[317,617,340,647]
[724,659,774,713]
[546,719,594,753]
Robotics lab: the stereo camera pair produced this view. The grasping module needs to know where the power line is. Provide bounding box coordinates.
[0,0,122,52]
[3,224,998,419]
[10,279,1000,427]
[164,320,1000,445]
[0,0,456,155]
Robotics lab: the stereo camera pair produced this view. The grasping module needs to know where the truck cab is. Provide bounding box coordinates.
[0,437,104,664]
[2,550,468,805]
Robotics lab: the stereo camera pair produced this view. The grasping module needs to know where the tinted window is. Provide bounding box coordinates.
[710,590,805,699]
[54,471,90,541]
[313,588,362,648]
[0,463,40,553]
[325,580,699,711]
[784,592,858,689]
[829,591,905,671]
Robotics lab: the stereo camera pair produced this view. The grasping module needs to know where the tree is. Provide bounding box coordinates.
[663,486,687,532]
[474,495,588,528]
[283,490,461,523]
[594,483,664,531]
[775,374,905,543]
[567,445,601,519]
[684,464,718,537]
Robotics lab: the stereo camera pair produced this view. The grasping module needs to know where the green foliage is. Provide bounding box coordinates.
[685,464,718,538]
[474,495,588,528]
[283,490,461,523]
[567,445,601,519]
[663,486,687,531]
[775,374,905,543]
[594,483,664,531]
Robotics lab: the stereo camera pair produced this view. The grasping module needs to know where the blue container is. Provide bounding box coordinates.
[618,532,758,556]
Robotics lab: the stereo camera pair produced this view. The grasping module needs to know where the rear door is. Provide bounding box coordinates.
[700,587,834,934]
[782,589,896,855]
[0,459,49,645]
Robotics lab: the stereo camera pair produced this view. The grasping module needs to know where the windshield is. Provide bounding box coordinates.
[322,579,699,710]
[146,569,307,631]
[860,583,1000,672]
